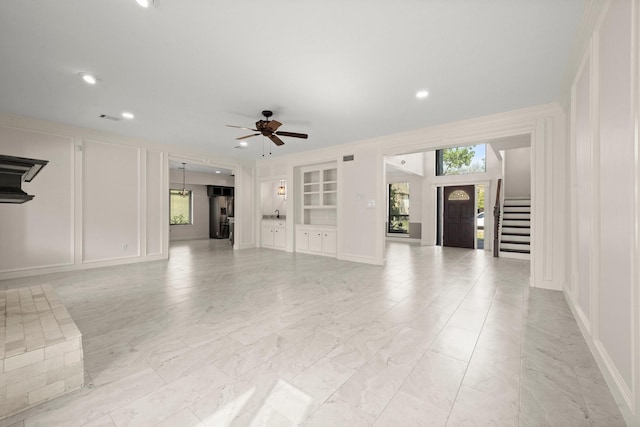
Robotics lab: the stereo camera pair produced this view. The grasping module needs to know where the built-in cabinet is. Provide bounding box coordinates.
[261,220,286,250]
[296,162,338,257]
[295,226,336,256]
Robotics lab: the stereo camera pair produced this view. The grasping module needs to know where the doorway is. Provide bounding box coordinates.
[443,185,475,249]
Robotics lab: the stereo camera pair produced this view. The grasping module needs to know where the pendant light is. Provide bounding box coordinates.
[277,180,286,196]
[178,163,188,197]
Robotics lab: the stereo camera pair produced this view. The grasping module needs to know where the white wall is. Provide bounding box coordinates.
[0,126,74,272]
[0,113,251,279]
[503,147,531,198]
[261,180,287,216]
[563,1,639,425]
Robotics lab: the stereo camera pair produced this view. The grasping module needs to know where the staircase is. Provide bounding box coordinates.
[499,198,530,260]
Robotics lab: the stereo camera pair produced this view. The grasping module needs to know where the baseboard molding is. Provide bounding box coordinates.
[338,253,384,265]
[563,291,636,426]
[385,236,421,244]
[0,254,168,280]
[236,243,256,250]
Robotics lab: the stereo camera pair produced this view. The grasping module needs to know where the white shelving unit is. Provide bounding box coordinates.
[297,162,337,256]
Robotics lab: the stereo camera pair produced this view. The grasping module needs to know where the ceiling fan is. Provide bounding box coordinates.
[226,110,308,146]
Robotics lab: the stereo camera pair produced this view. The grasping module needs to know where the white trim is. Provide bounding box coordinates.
[337,253,384,265]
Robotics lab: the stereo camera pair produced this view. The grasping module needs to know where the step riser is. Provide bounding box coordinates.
[503,220,530,227]
[502,213,530,220]
[504,199,531,207]
[500,243,530,251]
[500,235,530,243]
[500,251,531,260]
[503,206,531,213]
[501,227,530,235]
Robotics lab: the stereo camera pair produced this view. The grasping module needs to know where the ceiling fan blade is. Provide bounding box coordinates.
[236,133,259,140]
[275,131,308,139]
[226,125,258,131]
[265,120,282,132]
[268,135,285,146]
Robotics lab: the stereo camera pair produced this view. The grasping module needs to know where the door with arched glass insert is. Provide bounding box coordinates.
[443,185,475,248]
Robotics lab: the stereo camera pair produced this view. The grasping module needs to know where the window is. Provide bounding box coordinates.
[436,144,486,176]
[388,182,409,234]
[170,189,192,225]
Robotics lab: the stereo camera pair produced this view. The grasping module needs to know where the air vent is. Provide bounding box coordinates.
[99,114,121,121]
[343,154,355,162]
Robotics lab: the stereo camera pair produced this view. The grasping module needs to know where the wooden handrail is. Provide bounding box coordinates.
[493,179,502,257]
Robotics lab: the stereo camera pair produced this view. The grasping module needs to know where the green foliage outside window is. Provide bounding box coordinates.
[170,190,192,225]
[438,145,486,175]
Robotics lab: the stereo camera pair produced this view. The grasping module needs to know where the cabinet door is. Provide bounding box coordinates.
[322,230,337,255]
[309,230,323,252]
[296,228,309,251]
[262,225,274,247]
[274,226,286,248]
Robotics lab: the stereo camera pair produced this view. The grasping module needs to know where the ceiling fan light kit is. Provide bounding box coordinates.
[226,110,308,148]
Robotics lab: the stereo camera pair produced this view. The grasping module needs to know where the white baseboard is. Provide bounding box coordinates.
[563,291,636,426]
[338,253,384,265]
[0,254,168,280]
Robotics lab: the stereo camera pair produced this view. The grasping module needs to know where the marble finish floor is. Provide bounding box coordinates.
[0,240,626,427]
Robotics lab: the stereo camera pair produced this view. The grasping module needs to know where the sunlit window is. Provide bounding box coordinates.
[170,189,192,225]
[388,182,409,234]
[436,144,486,175]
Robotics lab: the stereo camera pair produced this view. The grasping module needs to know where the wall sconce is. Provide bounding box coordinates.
[277,180,286,196]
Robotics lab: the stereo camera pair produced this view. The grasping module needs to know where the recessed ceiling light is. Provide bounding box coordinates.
[416,90,429,99]
[121,112,134,119]
[136,0,153,7]
[239,141,248,147]
[215,170,221,174]
[80,73,97,85]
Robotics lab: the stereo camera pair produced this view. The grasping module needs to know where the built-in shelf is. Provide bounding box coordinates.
[300,163,338,226]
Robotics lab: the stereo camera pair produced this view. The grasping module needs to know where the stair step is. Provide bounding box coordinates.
[500,235,530,243]
[503,206,530,213]
[503,219,530,227]
[499,250,531,260]
[501,239,530,245]
[500,247,531,254]
[501,227,530,236]
[502,213,530,220]
[504,199,531,207]
[500,242,530,251]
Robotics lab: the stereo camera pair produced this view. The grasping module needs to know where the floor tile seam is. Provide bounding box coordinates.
[442,264,501,427]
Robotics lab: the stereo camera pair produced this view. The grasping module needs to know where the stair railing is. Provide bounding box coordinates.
[493,179,502,257]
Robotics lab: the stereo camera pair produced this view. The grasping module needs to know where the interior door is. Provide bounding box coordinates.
[443,185,475,249]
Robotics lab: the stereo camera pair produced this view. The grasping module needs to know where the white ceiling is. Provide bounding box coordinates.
[0,0,584,161]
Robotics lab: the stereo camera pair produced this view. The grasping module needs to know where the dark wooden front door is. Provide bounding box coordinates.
[443,185,475,249]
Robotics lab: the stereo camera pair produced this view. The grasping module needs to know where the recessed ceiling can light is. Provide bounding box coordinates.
[80,73,97,85]
[121,112,134,119]
[215,170,221,174]
[136,0,153,7]
[416,90,429,99]
[239,141,248,147]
